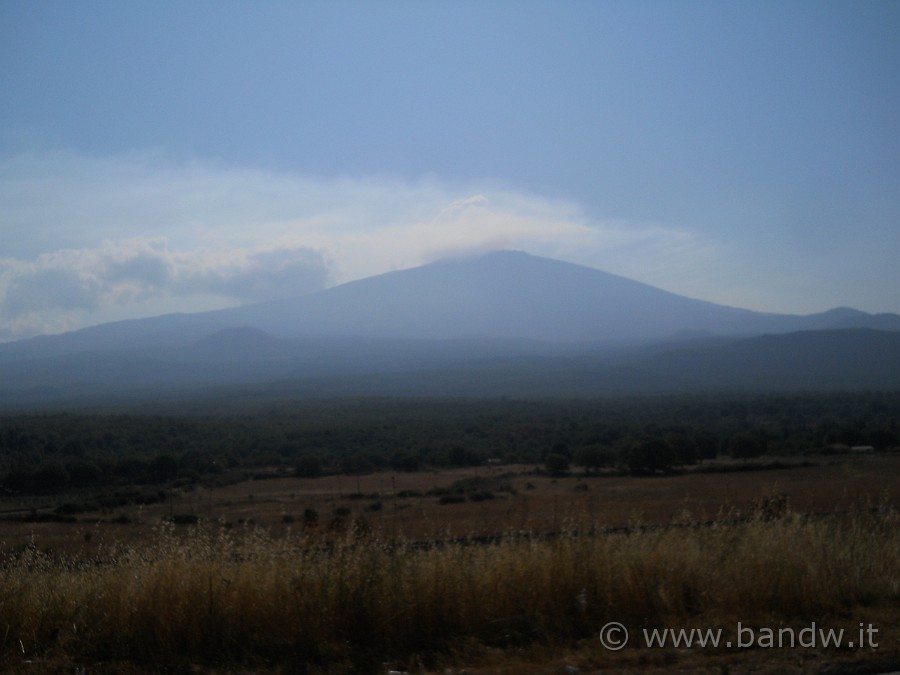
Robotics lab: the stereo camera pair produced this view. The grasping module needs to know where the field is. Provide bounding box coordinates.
[1,452,899,673]
[3,453,900,552]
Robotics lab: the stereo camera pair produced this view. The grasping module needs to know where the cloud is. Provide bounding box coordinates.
[0,150,726,340]
[169,245,332,301]
[0,238,332,340]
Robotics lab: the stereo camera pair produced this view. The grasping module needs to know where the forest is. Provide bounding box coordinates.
[2,392,898,498]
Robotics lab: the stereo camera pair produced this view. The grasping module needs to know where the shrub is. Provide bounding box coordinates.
[730,432,766,460]
[544,453,570,473]
[625,436,677,474]
[169,513,199,525]
[295,454,322,478]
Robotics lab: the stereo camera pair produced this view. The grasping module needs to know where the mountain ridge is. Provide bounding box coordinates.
[4,328,897,406]
[1,250,899,405]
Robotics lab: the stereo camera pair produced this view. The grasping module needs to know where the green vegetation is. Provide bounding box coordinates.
[1,393,898,502]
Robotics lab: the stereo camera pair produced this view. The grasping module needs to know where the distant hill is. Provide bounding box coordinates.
[599,328,900,393]
[176,328,897,399]
[1,251,898,406]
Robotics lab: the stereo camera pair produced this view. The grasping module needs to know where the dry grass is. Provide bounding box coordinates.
[4,454,899,557]
[1,503,898,673]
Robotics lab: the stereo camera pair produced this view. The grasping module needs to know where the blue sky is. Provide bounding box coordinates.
[1,1,898,340]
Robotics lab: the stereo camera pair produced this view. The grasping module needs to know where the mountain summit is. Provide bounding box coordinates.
[3,251,899,357]
[2,250,899,404]
[209,250,896,342]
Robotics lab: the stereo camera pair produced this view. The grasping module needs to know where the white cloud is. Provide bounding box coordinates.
[0,239,333,339]
[0,150,729,340]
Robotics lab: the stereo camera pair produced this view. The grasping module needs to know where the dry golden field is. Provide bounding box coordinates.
[0,454,898,674]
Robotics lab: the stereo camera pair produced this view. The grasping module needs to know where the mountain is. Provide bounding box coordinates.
[3,251,898,360]
[1,251,898,405]
[194,250,900,341]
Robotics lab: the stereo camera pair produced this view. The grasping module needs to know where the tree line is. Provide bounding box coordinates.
[1,392,898,494]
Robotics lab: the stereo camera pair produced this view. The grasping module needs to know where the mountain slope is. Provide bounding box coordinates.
[218,250,793,341]
[5,251,898,364]
[604,328,900,392]
[216,251,900,340]
[211,328,900,398]
[1,250,899,405]
[1,328,898,406]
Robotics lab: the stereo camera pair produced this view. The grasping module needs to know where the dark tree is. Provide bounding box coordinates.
[65,460,103,488]
[574,445,615,473]
[295,454,322,478]
[869,428,898,450]
[544,453,570,473]
[390,451,420,472]
[666,433,699,466]
[626,436,676,474]
[31,463,70,492]
[1,465,35,492]
[147,454,179,483]
[729,432,765,460]
[448,445,481,467]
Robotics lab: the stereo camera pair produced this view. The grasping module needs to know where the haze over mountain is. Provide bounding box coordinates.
[1,251,898,405]
[4,251,899,352]
[217,251,793,342]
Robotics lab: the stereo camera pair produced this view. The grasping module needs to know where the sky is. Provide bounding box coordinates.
[1,1,898,342]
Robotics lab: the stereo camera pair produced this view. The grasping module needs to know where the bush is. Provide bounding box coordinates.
[295,455,322,478]
[729,432,766,460]
[21,511,76,523]
[56,501,99,515]
[169,513,199,525]
[544,453,570,473]
[574,445,617,471]
[626,436,677,474]
[31,463,70,492]
[389,451,420,472]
